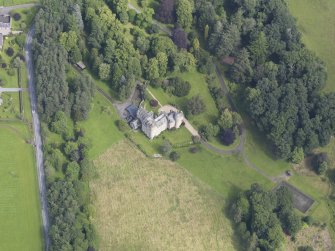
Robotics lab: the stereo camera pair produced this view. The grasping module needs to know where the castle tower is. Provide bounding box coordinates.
[174,111,184,129]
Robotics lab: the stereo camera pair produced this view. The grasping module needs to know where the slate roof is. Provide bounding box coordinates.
[0,15,10,24]
[126,105,139,118]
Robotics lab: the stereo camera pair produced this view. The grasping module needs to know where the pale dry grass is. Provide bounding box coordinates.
[91,140,235,251]
[285,225,333,251]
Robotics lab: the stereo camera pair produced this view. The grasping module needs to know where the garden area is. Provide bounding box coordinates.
[0,33,32,121]
[10,7,38,31]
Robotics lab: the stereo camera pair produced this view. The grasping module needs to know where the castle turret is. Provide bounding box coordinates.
[174,111,184,128]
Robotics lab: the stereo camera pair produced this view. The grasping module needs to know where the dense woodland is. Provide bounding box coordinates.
[197,0,335,159]
[231,184,305,251]
[33,0,96,250]
[157,0,335,159]
[33,0,335,250]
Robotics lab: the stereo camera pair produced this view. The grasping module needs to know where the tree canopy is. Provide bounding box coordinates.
[196,0,335,159]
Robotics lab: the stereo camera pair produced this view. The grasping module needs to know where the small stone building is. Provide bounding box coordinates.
[0,15,11,50]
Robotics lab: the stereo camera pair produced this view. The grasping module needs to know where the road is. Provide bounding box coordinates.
[0,87,25,92]
[25,28,50,250]
[0,3,37,14]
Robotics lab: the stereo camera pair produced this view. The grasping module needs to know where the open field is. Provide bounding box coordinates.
[92,141,237,251]
[0,123,42,251]
[287,0,335,92]
[1,0,37,6]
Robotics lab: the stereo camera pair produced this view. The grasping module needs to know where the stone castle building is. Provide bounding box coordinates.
[130,106,184,139]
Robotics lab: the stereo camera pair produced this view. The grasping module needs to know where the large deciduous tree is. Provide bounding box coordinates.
[156,0,176,23]
[176,0,193,30]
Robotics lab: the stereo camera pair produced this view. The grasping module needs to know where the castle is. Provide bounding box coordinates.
[129,106,184,139]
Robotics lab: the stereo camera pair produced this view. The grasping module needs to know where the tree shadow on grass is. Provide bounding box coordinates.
[221,183,245,251]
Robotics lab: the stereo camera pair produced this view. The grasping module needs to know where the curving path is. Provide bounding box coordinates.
[25,27,50,250]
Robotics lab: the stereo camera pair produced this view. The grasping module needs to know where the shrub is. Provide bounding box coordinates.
[18,54,25,62]
[167,77,191,97]
[290,147,304,164]
[220,129,236,146]
[12,13,21,21]
[189,146,199,153]
[160,140,172,156]
[195,49,213,74]
[116,120,129,132]
[313,152,329,175]
[20,23,26,30]
[150,78,162,88]
[192,135,201,144]
[150,99,158,107]
[302,216,313,225]
[169,151,180,161]
[6,47,14,57]
[7,68,15,76]
[147,24,160,34]
[186,95,206,115]
[128,9,137,23]
[200,123,220,140]
[172,27,188,49]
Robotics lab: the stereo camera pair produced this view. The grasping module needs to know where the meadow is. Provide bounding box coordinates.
[0,123,42,251]
[92,141,238,251]
[287,0,335,92]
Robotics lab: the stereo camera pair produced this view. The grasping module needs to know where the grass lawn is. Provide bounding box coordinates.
[244,129,292,177]
[128,126,193,156]
[177,146,274,198]
[287,0,335,92]
[92,141,238,251]
[1,0,37,6]
[78,93,124,159]
[0,122,42,251]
